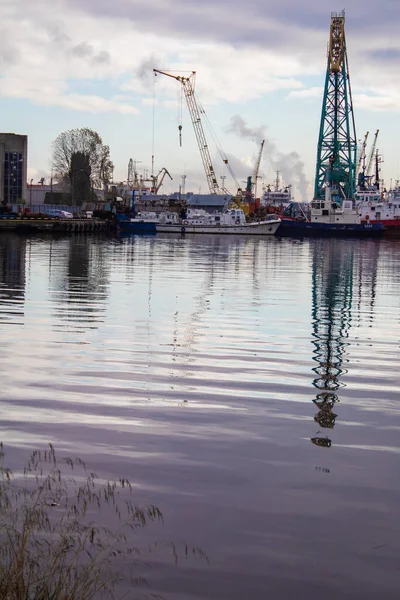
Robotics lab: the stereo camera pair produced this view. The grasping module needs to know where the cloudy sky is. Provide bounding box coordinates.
[1,0,399,200]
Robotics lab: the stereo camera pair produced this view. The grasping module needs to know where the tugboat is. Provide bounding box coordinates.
[279,180,384,237]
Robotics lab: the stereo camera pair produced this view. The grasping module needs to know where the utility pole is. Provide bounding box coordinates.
[29,178,33,210]
[181,174,187,196]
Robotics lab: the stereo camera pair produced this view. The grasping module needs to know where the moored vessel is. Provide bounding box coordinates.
[261,172,293,215]
[157,208,281,235]
[116,208,281,236]
[279,184,384,237]
[356,186,400,233]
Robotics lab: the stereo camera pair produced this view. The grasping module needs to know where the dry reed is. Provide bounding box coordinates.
[0,442,176,600]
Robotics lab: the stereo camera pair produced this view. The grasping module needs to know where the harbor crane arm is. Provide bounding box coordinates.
[252,140,265,193]
[153,68,220,194]
[366,130,379,177]
[356,131,369,179]
[154,167,173,194]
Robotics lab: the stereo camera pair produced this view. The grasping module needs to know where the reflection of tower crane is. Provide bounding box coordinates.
[366,129,379,178]
[310,239,354,447]
[152,167,173,194]
[314,11,357,201]
[310,238,381,448]
[356,131,369,180]
[153,68,239,195]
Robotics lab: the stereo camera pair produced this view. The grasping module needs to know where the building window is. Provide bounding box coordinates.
[4,152,23,203]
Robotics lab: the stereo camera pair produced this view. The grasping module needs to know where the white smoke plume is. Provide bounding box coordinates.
[225,115,309,201]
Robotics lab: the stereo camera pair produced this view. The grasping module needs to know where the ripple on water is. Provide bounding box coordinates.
[0,234,399,599]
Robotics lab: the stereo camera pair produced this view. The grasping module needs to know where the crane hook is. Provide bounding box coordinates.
[178,124,182,147]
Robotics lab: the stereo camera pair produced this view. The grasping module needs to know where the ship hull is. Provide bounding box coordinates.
[278,219,384,237]
[156,220,281,235]
[116,219,157,234]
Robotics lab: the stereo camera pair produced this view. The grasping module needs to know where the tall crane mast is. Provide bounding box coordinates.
[127,159,134,186]
[314,11,357,201]
[356,131,369,180]
[154,69,219,194]
[154,69,238,195]
[366,129,379,178]
[252,140,265,196]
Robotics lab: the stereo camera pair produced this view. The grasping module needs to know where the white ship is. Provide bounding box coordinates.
[261,172,293,211]
[356,185,400,227]
[156,208,281,235]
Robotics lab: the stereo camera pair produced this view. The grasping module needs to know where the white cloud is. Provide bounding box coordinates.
[3,0,400,194]
[288,87,323,100]
[2,0,398,118]
[0,78,138,114]
[0,0,314,113]
[353,93,400,112]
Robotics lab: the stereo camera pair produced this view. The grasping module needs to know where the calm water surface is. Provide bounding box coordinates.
[1,232,400,599]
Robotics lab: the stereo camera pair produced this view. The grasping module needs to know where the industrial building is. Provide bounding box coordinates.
[0,133,28,206]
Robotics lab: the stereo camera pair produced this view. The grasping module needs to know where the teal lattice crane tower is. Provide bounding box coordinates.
[314,11,357,201]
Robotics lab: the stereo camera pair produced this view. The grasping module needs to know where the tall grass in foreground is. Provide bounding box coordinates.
[0,442,198,600]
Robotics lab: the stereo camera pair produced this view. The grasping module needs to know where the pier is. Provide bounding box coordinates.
[0,216,110,234]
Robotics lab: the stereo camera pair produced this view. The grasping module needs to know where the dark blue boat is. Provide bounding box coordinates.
[115,213,157,234]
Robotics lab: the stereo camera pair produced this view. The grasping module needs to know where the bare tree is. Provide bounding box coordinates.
[51,128,114,198]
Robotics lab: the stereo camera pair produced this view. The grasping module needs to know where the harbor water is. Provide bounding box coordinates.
[0,232,399,599]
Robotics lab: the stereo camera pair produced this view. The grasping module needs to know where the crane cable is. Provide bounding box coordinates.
[195,95,239,192]
[177,84,183,147]
[152,71,157,177]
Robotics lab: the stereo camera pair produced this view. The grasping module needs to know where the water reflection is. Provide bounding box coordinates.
[1,233,400,599]
[48,236,111,331]
[0,235,26,322]
[310,239,380,447]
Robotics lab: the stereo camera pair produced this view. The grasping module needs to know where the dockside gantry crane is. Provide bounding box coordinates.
[314,11,357,201]
[152,167,173,194]
[252,140,265,196]
[356,131,369,182]
[153,68,238,195]
[365,129,379,179]
[245,140,265,201]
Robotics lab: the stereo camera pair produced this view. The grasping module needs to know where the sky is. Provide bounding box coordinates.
[1,0,400,201]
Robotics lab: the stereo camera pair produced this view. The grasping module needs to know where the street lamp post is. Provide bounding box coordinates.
[29,179,33,211]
